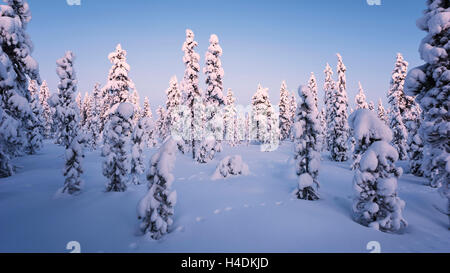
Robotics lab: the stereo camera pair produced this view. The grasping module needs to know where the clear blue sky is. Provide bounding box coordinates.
[27,0,427,109]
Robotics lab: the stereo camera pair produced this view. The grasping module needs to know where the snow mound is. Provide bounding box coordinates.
[362,141,400,169]
[297,85,309,98]
[8,94,31,117]
[117,102,135,119]
[212,155,249,180]
[377,177,398,197]
[106,102,135,119]
[404,65,427,96]
[349,109,392,143]
[420,42,448,65]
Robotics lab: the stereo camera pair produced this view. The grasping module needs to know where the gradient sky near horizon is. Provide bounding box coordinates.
[27,0,427,109]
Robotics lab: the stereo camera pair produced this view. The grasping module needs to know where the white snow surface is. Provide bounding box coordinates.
[0,140,448,253]
[114,102,134,119]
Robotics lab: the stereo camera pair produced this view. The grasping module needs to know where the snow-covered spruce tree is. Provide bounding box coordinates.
[130,89,139,106]
[142,97,157,148]
[75,92,82,112]
[130,116,147,185]
[349,109,393,162]
[386,53,418,162]
[387,53,410,120]
[99,87,110,134]
[87,83,103,148]
[80,92,90,128]
[165,76,181,131]
[368,101,375,112]
[203,99,224,155]
[55,52,79,149]
[0,69,20,176]
[55,51,83,195]
[137,137,177,240]
[2,93,31,157]
[142,96,152,118]
[193,94,208,163]
[250,84,271,144]
[320,107,327,151]
[156,106,168,141]
[278,81,292,141]
[263,104,280,152]
[147,116,158,149]
[350,81,369,164]
[102,44,135,121]
[164,76,186,152]
[84,93,93,128]
[60,133,84,195]
[171,104,192,154]
[329,54,350,161]
[0,0,41,160]
[307,72,319,109]
[27,80,43,142]
[130,89,141,126]
[181,29,201,159]
[5,0,32,29]
[223,88,237,146]
[389,104,408,160]
[232,106,240,145]
[293,85,321,200]
[235,111,246,145]
[323,63,336,150]
[48,91,61,141]
[404,0,449,195]
[0,103,18,177]
[244,113,250,145]
[25,79,43,154]
[102,102,134,192]
[349,109,407,232]
[289,92,297,141]
[82,93,96,148]
[355,82,369,110]
[405,100,423,176]
[203,34,225,159]
[204,34,225,105]
[377,98,388,124]
[39,80,52,138]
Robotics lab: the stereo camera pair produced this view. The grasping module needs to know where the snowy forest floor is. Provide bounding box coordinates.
[0,140,448,253]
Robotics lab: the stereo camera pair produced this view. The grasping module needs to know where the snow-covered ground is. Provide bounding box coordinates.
[0,140,448,253]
